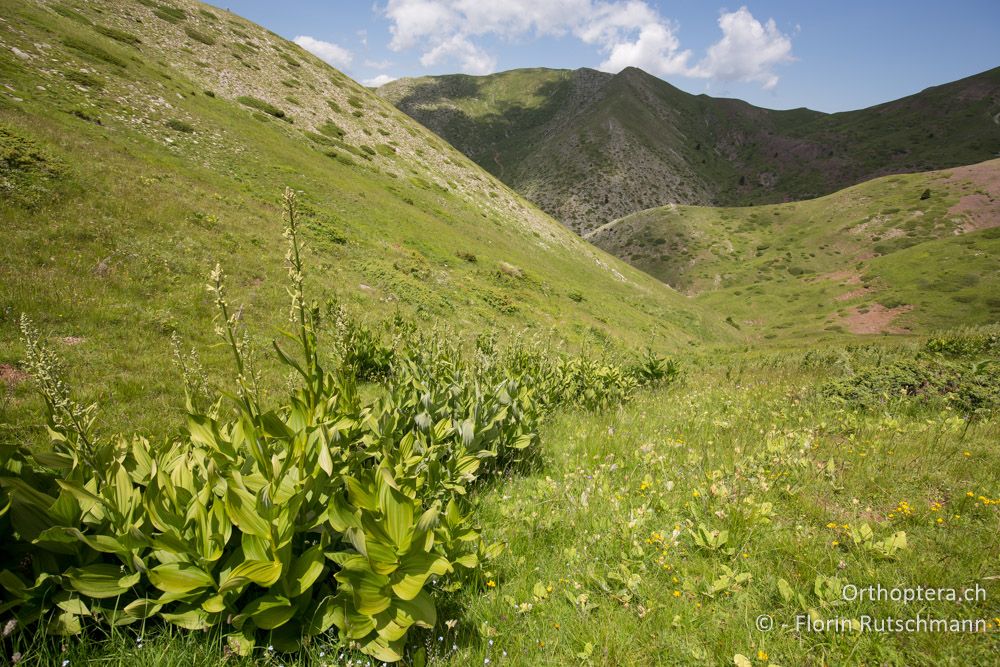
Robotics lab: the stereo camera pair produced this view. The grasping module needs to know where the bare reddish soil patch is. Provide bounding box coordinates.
[0,363,29,386]
[946,159,1000,232]
[821,270,862,285]
[841,304,913,334]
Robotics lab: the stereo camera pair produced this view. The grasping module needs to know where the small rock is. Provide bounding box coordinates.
[11,47,30,60]
[93,256,112,277]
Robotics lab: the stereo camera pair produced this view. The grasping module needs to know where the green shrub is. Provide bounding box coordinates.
[820,352,1000,417]
[318,120,345,138]
[63,69,104,88]
[152,5,187,24]
[51,4,93,25]
[925,325,1000,357]
[237,96,285,118]
[456,250,477,263]
[303,131,333,146]
[184,26,216,46]
[164,118,194,133]
[0,124,65,208]
[62,36,126,67]
[95,25,141,46]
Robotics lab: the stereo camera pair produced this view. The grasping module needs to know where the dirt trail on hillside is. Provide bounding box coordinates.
[841,304,913,334]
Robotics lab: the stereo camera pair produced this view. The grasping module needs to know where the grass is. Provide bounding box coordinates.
[0,0,729,453]
[4,342,997,665]
[588,162,1000,341]
[444,349,999,666]
[184,26,217,46]
[236,95,286,118]
[0,1,996,664]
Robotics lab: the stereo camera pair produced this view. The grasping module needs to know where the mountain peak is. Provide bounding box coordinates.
[382,65,1000,234]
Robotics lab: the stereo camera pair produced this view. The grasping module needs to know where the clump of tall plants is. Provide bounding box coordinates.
[0,189,675,661]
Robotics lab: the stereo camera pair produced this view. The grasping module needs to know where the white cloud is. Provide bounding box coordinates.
[293,35,353,68]
[419,34,496,74]
[365,58,394,70]
[690,7,794,90]
[381,1,794,88]
[363,74,399,87]
[596,22,693,77]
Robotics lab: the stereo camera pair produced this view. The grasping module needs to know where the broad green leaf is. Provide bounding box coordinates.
[365,635,406,663]
[56,598,91,617]
[161,606,214,630]
[46,611,82,636]
[336,568,392,616]
[149,562,216,595]
[65,564,136,599]
[123,598,162,620]
[381,486,414,551]
[202,594,227,613]
[225,628,256,657]
[390,552,451,600]
[394,590,436,629]
[241,593,295,630]
[219,560,283,593]
[286,546,325,597]
[225,484,270,539]
[778,578,794,603]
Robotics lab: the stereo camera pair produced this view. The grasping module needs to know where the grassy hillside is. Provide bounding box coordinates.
[0,0,731,443]
[588,159,1000,340]
[6,337,999,665]
[379,66,1000,234]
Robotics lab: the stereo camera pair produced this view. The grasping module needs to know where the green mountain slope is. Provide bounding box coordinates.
[379,66,1000,234]
[0,0,731,439]
[587,159,1000,339]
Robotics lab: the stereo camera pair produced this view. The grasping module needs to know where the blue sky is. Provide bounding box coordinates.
[213,1,1000,113]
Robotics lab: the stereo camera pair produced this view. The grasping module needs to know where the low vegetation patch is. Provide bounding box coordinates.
[0,191,674,663]
[236,96,286,119]
[184,26,217,46]
[164,118,195,133]
[62,36,126,68]
[94,25,141,46]
[0,125,65,209]
[818,336,1000,417]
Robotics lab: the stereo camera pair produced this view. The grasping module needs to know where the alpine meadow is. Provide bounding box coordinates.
[0,1,998,666]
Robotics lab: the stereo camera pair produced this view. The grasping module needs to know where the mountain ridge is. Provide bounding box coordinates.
[379,65,1000,234]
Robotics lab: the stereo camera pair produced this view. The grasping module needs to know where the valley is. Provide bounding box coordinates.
[0,1,997,666]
